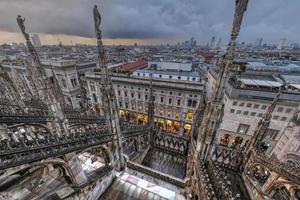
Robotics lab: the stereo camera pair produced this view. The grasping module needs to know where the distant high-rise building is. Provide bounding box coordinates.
[31,34,42,47]
[277,38,286,50]
[216,38,222,48]
[257,38,263,48]
[209,36,216,49]
[254,38,259,47]
[189,36,197,48]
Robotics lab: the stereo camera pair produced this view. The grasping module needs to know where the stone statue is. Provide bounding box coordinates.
[17,15,26,34]
[93,5,102,37]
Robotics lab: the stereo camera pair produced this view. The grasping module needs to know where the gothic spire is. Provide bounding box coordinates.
[93,5,125,169]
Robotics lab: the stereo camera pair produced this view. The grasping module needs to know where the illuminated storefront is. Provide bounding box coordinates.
[185,110,194,122]
[119,109,148,125]
[184,124,192,135]
[118,109,193,136]
[221,134,230,146]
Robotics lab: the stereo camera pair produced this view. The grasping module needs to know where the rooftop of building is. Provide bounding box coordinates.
[133,69,199,77]
[112,59,147,72]
[246,61,300,72]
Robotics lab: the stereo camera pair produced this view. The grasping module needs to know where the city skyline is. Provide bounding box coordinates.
[0,0,299,45]
[1,1,300,199]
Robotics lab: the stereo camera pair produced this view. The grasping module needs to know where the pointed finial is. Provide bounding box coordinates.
[16,15,27,35]
[93,5,102,39]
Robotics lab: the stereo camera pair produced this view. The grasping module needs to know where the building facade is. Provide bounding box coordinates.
[84,69,204,136]
[206,66,300,154]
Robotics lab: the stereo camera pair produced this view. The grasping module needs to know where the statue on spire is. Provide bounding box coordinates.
[17,15,27,35]
[93,5,102,39]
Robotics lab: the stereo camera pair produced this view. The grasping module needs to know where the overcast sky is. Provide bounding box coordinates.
[0,0,299,45]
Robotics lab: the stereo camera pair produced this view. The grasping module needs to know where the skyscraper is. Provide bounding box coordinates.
[31,34,42,47]
[209,36,216,49]
[277,38,286,50]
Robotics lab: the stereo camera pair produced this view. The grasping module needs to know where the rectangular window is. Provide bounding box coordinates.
[233,101,238,106]
[262,105,267,110]
[273,115,279,120]
[177,99,181,106]
[237,124,250,134]
[192,100,197,107]
[230,109,235,113]
[125,102,128,108]
[237,110,242,114]
[92,93,97,102]
[246,103,252,108]
[131,93,134,98]
[266,129,279,140]
[250,112,256,116]
[258,113,263,117]
[254,104,259,109]
[145,95,148,100]
[119,101,122,107]
[161,97,164,103]
[281,117,287,121]
[286,108,292,113]
[187,99,192,107]
[277,107,284,112]
[124,91,127,97]
[138,94,141,99]
[243,111,249,115]
[169,98,172,104]
[118,90,121,96]
[239,102,245,107]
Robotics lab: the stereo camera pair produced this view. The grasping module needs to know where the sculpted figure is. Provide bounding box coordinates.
[93,5,102,38]
[17,15,26,34]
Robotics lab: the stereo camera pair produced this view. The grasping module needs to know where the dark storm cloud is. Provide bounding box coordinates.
[0,0,299,44]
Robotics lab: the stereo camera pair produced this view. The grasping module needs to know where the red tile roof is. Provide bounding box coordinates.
[113,59,148,72]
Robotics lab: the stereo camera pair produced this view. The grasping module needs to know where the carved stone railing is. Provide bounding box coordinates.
[127,161,185,188]
[250,151,300,184]
[0,131,114,170]
[122,125,148,138]
[152,131,189,156]
[0,98,52,124]
[63,107,106,124]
